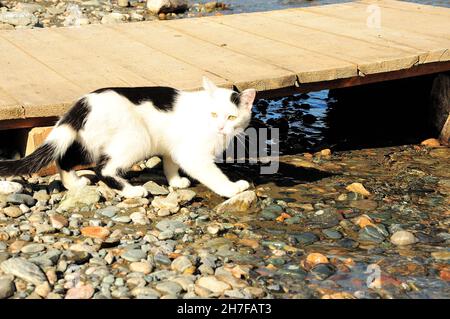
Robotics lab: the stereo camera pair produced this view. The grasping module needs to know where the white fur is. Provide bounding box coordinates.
[48,77,256,198]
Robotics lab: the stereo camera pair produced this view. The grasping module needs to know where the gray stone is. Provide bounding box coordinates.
[0,257,47,285]
[21,244,46,254]
[112,215,131,223]
[98,206,119,218]
[156,219,187,232]
[6,193,36,206]
[121,249,146,262]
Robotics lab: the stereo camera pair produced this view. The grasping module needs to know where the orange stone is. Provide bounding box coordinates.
[353,215,374,228]
[346,182,371,196]
[80,226,110,240]
[440,269,450,281]
[306,253,329,267]
[420,138,441,148]
[276,212,291,222]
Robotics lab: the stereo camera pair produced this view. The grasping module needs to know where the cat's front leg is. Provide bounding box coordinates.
[163,156,191,189]
[179,158,250,198]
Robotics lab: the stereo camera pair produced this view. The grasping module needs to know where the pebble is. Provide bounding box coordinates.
[358,225,386,243]
[0,257,47,285]
[175,189,196,204]
[346,182,371,196]
[6,193,36,206]
[151,193,179,213]
[310,264,336,280]
[171,256,192,273]
[117,198,149,208]
[3,206,23,218]
[65,284,94,299]
[143,181,169,195]
[431,251,450,261]
[390,231,417,246]
[421,138,441,147]
[20,244,45,254]
[155,281,182,295]
[156,220,187,232]
[196,276,231,294]
[58,187,100,211]
[80,226,110,240]
[322,229,342,239]
[0,181,23,195]
[306,253,329,267]
[289,232,319,246]
[97,206,119,218]
[49,214,68,229]
[121,249,146,262]
[129,262,153,274]
[215,191,257,214]
[112,215,131,223]
[0,277,15,299]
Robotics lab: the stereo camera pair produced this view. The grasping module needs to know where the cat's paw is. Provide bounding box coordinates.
[120,185,148,199]
[169,177,191,189]
[216,180,250,198]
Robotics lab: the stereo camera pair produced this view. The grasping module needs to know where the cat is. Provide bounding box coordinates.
[0,77,256,199]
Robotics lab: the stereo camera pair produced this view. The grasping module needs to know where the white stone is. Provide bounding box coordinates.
[0,181,23,195]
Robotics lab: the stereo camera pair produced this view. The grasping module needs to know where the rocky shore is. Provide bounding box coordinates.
[0,0,230,30]
[0,140,449,299]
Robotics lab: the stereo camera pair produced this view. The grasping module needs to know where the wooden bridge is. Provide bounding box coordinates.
[0,0,449,132]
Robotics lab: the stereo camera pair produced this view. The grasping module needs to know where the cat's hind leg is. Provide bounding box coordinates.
[95,155,148,198]
[57,142,92,190]
[163,156,191,189]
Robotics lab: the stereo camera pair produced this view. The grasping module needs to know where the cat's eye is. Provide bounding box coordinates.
[228,115,237,121]
[211,112,218,118]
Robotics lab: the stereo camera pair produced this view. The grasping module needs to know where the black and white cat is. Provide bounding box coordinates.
[0,77,256,198]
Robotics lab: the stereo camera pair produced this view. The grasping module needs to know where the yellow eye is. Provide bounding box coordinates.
[228,115,237,121]
[211,112,218,118]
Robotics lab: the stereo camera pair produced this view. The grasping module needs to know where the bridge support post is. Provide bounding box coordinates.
[430,73,450,145]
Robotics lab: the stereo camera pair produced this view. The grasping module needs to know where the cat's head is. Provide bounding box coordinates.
[202,77,256,137]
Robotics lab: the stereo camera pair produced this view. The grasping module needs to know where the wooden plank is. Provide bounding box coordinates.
[213,13,420,76]
[2,28,156,92]
[257,60,450,99]
[0,117,58,131]
[163,16,357,83]
[56,24,229,91]
[0,36,83,119]
[110,21,297,91]
[307,1,450,41]
[261,9,450,65]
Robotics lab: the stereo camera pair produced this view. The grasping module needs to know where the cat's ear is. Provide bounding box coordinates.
[202,76,217,93]
[239,88,256,111]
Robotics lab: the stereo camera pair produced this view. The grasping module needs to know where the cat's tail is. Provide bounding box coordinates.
[0,123,78,177]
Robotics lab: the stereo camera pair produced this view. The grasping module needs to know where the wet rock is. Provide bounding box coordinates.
[1,258,47,285]
[306,253,329,267]
[346,183,371,196]
[143,181,169,195]
[358,225,386,244]
[431,251,450,261]
[0,181,23,195]
[337,238,359,249]
[259,204,283,220]
[322,229,342,239]
[390,231,417,246]
[0,277,15,299]
[215,191,257,214]
[289,232,319,246]
[58,187,100,211]
[310,264,336,280]
[308,208,341,229]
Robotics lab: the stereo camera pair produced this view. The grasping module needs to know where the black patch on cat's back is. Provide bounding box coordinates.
[94,86,179,112]
[59,97,90,131]
[231,92,241,107]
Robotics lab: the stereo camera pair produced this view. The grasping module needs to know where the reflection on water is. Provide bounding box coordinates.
[252,74,436,155]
